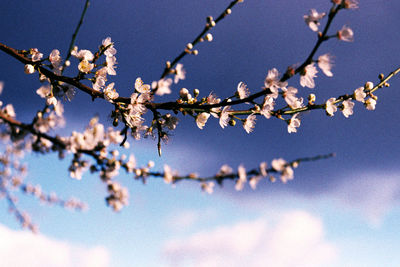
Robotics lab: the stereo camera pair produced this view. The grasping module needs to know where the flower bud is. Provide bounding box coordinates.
[179,88,189,98]
[24,64,35,74]
[308,93,316,105]
[186,43,193,50]
[193,89,200,97]
[365,81,374,90]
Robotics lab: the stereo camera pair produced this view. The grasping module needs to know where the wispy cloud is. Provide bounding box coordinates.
[0,224,110,267]
[162,210,337,267]
[330,172,400,226]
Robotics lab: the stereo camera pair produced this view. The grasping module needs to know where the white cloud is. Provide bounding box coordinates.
[166,209,217,232]
[331,172,400,226]
[0,224,110,267]
[162,210,337,267]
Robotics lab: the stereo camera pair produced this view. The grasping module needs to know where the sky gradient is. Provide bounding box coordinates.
[1,0,400,266]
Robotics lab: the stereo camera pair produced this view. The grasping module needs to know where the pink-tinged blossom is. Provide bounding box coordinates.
[174,63,186,84]
[243,114,256,133]
[72,48,94,61]
[282,87,304,109]
[36,85,51,98]
[300,63,318,88]
[249,176,261,190]
[259,162,268,177]
[337,25,354,42]
[152,78,172,96]
[219,105,231,129]
[365,98,377,110]
[102,37,117,58]
[49,49,62,69]
[264,68,287,96]
[237,81,250,99]
[30,48,43,62]
[271,158,286,172]
[260,95,275,119]
[93,68,107,91]
[217,164,233,176]
[235,164,247,191]
[304,9,326,32]
[318,54,334,77]
[342,99,355,118]
[326,98,337,116]
[105,56,117,75]
[196,112,210,129]
[287,113,301,133]
[354,87,366,102]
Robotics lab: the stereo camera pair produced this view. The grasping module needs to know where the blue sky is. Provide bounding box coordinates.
[1,0,400,266]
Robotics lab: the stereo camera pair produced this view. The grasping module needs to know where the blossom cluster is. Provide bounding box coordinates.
[0,0,398,232]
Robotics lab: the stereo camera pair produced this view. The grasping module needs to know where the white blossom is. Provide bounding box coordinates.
[30,48,43,62]
[365,98,377,110]
[264,68,287,97]
[342,99,355,118]
[271,158,286,172]
[237,81,250,99]
[93,68,107,91]
[337,25,354,42]
[318,54,334,77]
[103,82,119,103]
[304,9,326,32]
[49,49,62,69]
[152,78,172,96]
[243,114,256,134]
[300,63,318,88]
[196,112,210,129]
[235,164,247,191]
[46,96,57,107]
[217,164,233,176]
[219,105,231,129]
[105,55,117,75]
[78,59,94,73]
[163,164,174,184]
[354,87,366,102]
[249,176,261,190]
[135,77,151,94]
[174,63,186,84]
[288,113,301,133]
[325,98,337,116]
[36,85,51,98]
[201,182,215,194]
[102,37,117,58]
[260,95,275,119]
